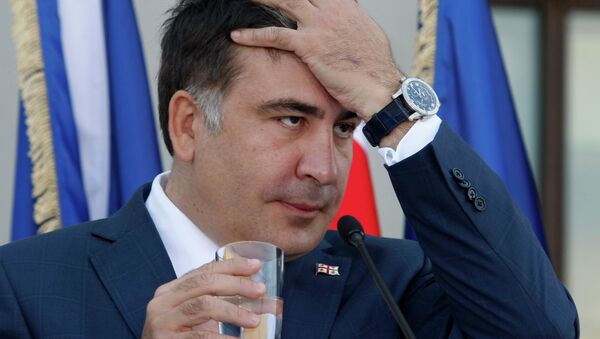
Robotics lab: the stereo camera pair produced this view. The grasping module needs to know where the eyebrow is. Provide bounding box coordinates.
[339,110,359,121]
[258,98,323,118]
[258,98,358,121]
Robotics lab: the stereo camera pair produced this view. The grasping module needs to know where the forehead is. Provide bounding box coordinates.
[226,47,344,116]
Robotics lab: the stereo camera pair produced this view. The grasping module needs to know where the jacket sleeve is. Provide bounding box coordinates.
[0,257,33,338]
[386,122,579,338]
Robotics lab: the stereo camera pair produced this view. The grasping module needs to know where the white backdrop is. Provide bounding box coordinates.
[0,0,419,245]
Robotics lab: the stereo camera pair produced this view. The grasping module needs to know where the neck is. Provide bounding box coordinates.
[164,162,234,247]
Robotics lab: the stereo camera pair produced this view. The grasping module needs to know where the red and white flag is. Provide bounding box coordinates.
[316,263,340,276]
[330,125,380,236]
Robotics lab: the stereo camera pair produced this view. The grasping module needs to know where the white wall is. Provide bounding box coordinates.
[0,0,19,245]
[0,1,419,245]
[565,10,600,338]
[492,7,542,186]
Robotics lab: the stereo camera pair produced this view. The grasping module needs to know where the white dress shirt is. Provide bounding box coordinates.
[144,116,441,277]
[145,172,219,278]
[377,115,441,166]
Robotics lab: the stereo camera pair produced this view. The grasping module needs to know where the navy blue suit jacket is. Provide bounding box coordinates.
[0,123,578,338]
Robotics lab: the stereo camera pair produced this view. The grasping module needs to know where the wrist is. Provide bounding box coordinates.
[357,69,404,120]
[359,87,396,121]
[362,75,440,148]
[379,120,417,149]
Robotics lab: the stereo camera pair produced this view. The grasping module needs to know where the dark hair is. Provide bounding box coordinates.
[158,0,296,155]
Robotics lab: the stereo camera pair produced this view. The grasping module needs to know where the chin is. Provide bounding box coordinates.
[257,207,334,260]
[274,225,329,261]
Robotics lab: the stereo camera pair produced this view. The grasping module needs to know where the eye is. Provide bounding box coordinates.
[334,122,357,139]
[279,116,303,128]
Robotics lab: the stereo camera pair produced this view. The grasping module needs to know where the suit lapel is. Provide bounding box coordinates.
[89,185,176,337]
[281,241,352,339]
[86,185,353,338]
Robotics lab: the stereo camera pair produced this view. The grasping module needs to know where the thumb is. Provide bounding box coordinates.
[231,27,297,52]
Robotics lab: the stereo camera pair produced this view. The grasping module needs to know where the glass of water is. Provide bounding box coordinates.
[216,241,284,339]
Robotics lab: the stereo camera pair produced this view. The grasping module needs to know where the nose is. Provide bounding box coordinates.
[296,130,339,186]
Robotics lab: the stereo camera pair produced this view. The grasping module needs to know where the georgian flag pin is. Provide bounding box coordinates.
[315,263,340,276]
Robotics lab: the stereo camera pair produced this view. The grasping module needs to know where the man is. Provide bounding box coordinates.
[0,0,578,338]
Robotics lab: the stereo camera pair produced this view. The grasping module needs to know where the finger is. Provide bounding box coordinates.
[196,258,261,276]
[243,296,283,316]
[158,273,266,308]
[175,330,238,339]
[231,27,298,52]
[252,0,317,22]
[174,295,262,328]
[155,258,261,297]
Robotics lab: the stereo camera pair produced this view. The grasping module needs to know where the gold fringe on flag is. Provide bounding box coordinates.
[11,0,62,234]
[412,0,439,85]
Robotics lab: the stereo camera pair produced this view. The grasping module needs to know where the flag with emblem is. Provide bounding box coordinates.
[316,263,340,276]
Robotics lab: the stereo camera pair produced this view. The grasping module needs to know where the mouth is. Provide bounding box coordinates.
[277,200,324,219]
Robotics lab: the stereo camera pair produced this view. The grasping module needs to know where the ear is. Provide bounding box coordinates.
[168,90,202,162]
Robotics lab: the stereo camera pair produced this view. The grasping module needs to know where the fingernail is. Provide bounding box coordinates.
[255,282,266,293]
[249,313,260,326]
[231,30,241,40]
[247,258,261,267]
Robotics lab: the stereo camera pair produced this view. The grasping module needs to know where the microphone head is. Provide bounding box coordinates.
[337,215,365,245]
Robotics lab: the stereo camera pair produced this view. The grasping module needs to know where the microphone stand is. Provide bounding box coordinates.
[348,233,416,339]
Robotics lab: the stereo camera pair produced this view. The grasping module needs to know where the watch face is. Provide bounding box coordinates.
[401,78,440,115]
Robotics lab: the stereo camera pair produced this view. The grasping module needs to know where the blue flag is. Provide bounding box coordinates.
[11,0,161,241]
[405,0,547,250]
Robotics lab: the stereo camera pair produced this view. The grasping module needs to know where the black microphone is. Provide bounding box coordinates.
[337,215,416,339]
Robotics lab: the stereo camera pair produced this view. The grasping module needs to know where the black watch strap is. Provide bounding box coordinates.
[362,96,412,147]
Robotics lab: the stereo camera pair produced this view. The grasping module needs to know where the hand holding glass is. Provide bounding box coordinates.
[216,241,284,339]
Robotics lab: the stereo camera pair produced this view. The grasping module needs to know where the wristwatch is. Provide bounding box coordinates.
[362,77,440,147]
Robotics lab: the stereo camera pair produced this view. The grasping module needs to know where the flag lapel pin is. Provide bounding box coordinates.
[315,263,340,276]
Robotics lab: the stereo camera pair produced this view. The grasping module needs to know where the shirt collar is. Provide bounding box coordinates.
[145,171,219,278]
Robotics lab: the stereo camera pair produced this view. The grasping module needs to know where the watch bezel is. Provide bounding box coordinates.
[399,78,440,117]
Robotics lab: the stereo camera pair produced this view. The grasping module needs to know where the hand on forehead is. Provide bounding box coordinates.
[231,0,403,120]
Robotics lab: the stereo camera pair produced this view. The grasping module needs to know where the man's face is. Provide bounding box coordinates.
[189,48,358,259]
